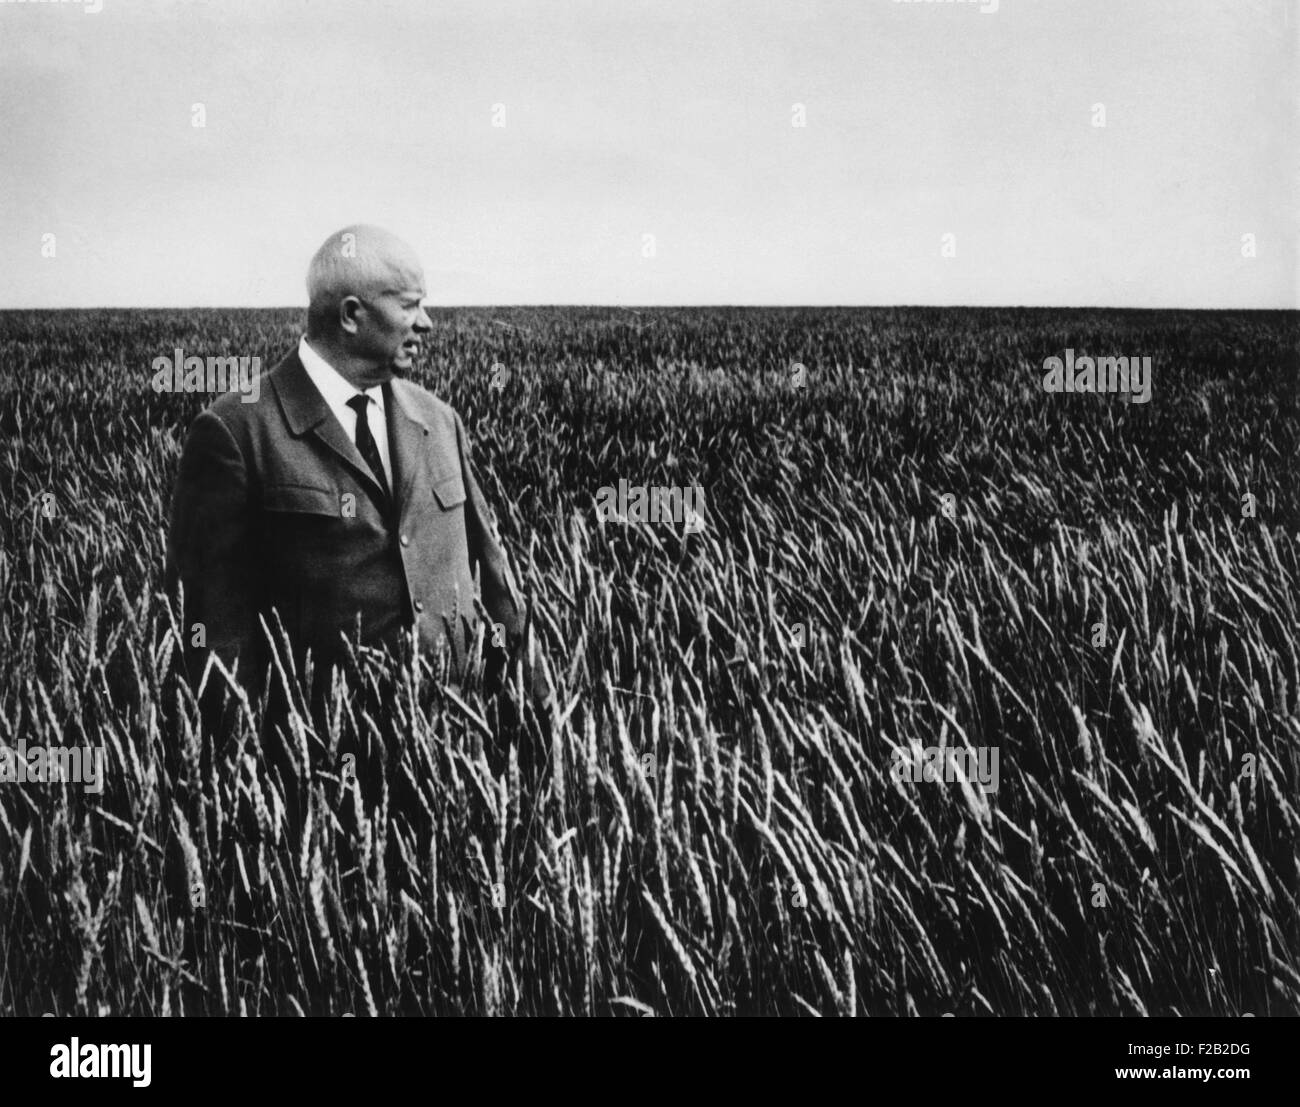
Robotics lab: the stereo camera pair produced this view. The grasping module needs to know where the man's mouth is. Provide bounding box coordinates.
[400,340,421,357]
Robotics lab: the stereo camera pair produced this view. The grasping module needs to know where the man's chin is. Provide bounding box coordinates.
[390,351,419,376]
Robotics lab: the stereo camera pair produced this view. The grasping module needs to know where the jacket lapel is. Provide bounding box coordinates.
[386,380,431,525]
[272,350,390,508]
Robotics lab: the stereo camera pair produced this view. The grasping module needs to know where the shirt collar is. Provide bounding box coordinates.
[298,335,385,412]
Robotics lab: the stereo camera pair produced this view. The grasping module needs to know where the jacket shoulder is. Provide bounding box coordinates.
[392,378,461,433]
[192,349,289,428]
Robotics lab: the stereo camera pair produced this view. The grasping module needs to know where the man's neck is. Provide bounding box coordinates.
[304,334,388,391]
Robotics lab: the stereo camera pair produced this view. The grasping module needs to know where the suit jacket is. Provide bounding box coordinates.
[165,348,530,695]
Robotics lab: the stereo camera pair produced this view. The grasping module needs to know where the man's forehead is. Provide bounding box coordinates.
[382,282,426,300]
[377,265,426,298]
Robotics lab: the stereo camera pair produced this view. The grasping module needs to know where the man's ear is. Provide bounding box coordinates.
[338,295,365,336]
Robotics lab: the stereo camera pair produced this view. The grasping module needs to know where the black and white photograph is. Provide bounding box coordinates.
[0,0,1296,1084]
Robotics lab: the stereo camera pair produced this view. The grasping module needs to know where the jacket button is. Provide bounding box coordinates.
[400,533,410,547]
[413,600,424,613]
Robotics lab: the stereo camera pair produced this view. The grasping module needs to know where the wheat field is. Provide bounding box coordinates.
[0,306,1296,1016]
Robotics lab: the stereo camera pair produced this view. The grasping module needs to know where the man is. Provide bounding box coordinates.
[165,225,539,722]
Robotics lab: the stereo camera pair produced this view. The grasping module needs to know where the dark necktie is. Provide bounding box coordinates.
[346,393,390,503]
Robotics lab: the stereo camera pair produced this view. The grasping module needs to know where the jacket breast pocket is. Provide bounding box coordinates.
[432,472,467,511]
[262,483,342,517]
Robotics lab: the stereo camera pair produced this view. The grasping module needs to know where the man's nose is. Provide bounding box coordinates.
[414,307,433,331]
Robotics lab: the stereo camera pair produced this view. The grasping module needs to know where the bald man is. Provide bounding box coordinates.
[165,225,537,715]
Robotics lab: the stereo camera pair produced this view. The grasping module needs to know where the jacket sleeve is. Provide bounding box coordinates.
[165,408,261,691]
[454,412,547,700]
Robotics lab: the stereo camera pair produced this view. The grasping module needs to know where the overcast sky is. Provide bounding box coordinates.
[0,0,1293,308]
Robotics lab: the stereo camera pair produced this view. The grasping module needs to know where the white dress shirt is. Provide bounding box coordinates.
[297,335,393,489]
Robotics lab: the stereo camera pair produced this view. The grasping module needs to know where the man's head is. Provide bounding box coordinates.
[305,225,433,388]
